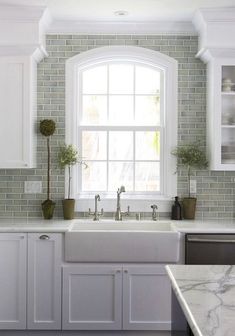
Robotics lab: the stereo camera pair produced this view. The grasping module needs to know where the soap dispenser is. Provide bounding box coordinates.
[171,196,182,220]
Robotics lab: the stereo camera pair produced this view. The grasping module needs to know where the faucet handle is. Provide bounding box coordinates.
[151,204,158,210]
[100,208,104,216]
[88,208,92,215]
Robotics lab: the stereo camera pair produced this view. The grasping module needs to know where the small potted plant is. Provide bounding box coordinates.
[172,142,208,219]
[39,119,56,219]
[58,144,87,219]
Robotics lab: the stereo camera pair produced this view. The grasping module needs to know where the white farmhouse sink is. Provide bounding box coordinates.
[65,220,180,263]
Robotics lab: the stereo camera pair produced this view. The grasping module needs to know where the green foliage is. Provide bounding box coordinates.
[58,144,80,169]
[39,119,56,137]
[172,142,208,170]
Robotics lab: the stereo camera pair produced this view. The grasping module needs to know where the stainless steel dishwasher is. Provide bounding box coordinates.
[185,234,235,264]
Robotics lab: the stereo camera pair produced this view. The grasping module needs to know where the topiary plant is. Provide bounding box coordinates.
[172,142,208,197]
[39,119,56,219]
[58,144,87,199]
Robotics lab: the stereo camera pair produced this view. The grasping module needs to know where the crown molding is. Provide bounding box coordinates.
[47,19,196,35]
[196,47,235,63]
[193,7,235,60]
[0,44,48,61]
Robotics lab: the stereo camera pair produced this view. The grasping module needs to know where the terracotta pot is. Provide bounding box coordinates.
[62,199,75,220]
[182,197,196,219]
[41,199,55,220]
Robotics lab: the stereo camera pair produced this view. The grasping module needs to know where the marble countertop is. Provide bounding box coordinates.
[166,265,235,336]
[0,218,235,233]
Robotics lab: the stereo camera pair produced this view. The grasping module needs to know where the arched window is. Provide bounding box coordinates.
[66,46,177,212]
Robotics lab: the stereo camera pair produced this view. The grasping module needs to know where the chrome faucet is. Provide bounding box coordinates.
[151,204,158,221]
[115,186,130,221]
[89,194,103,221]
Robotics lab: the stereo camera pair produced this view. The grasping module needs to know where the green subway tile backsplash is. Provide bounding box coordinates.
[0,34,234,219]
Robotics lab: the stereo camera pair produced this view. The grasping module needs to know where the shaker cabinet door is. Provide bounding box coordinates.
[62,265,122,330]
[27,233,62,330]
[123,264,171,331]
[0,233,27,329]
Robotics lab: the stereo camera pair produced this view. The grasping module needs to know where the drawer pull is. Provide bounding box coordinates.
[39,234,50,240]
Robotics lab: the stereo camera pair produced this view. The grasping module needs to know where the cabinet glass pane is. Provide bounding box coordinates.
[109,95,133,124]
[221,128,235,164]
[82,95,107,125]
[135,96,160,125]
[135,66,160,94]
[135,131,160,160]
[82,131,107,160]
[108,162,133,191]
[82,162,107,191]
[135,162,160,191]
[222,66,235,93]
[82,66,107,94]
[109,131,133,160]
[109,64,134,94]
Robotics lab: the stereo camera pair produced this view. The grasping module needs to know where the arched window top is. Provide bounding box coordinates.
[67,45,177,72]
[66,46,178,212]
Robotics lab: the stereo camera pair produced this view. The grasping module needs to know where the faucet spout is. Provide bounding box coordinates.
[115,186,129,221]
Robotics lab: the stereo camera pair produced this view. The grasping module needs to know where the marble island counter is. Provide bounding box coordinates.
[166,265,235,336]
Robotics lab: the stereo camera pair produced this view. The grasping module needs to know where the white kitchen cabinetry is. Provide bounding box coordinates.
[62,265,122,330]
[27,233,62,330]
[62,264,171,331]
[207,59,235,170]
[0,233,27,329]
[0,56,37,168]
[123,265,171,330]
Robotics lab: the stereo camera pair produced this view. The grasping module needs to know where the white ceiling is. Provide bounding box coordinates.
[46,0,235,21]
[1,0,235,21]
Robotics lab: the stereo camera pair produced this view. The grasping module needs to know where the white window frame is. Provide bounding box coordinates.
[66,46,178,212]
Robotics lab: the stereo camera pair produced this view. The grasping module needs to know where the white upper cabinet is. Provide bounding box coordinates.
[0,56,37,168]
[193,8,235,170]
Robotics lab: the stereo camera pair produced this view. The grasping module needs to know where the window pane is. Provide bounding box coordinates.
[82,66,107,94]
[108,162,133,191]
[135,66,160,94]
[82,162,107,191]
[109,95,133,125]
[135,162,160,191]
[82,131,107,160]
[109,64,134,94]
[135,95,160,125]
[82,95,107,125]
[109,131,133,160]
[136,132,160,160]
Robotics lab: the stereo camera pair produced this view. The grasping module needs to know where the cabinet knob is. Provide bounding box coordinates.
[124,269,128,273]
[39,234,50,240]
[116,269,121,273]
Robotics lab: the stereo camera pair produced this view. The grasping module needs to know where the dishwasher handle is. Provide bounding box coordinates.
[187,237,235,243]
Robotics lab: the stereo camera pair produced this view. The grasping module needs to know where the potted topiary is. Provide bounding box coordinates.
[58,144,87,219]
[172,142,208,219]
[39,119,56,219]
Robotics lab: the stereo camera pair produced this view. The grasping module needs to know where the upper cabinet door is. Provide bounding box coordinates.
[27,233,62,330]
[123,264,171,331]
[62,265,122,330]
[0,56,36,168]
[208,59,235,170]
[0,233,27,329]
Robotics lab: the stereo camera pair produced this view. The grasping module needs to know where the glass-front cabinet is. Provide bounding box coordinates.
[207,59,235,170]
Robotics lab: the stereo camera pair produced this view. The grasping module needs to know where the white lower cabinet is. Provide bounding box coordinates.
[27,233,62,329]
[62,265,122,330]
[0,233,27,329]
[62,264,171,331]
[123,265,171,330]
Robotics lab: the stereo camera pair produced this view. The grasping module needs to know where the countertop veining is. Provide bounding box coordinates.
[166,264,235,336]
